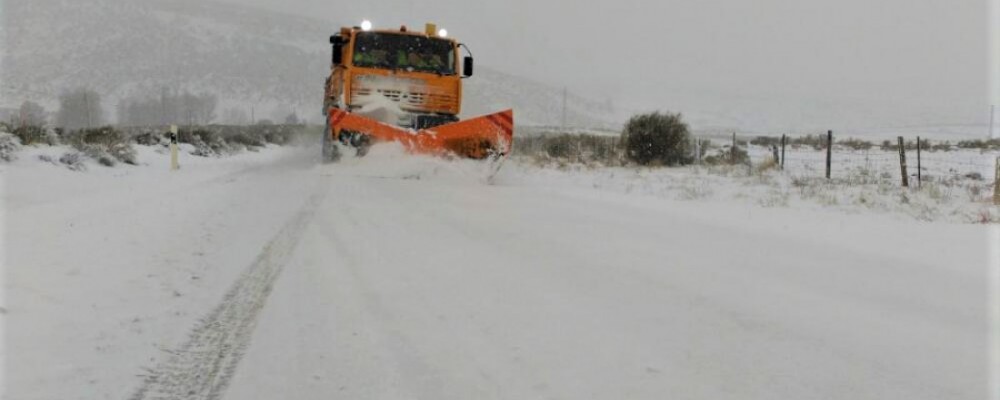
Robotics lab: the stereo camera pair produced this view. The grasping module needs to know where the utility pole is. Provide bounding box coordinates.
[85,92,93,129]
[561,87,567,132]
[991,104,997,139]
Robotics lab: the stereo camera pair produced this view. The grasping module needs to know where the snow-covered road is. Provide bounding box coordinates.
[235,149,990,399]
[3,145,993,399]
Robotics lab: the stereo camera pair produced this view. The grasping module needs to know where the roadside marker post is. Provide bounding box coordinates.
[170,125,179,171]
[780,134,786,170]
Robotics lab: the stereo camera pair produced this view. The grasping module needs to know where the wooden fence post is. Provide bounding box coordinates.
[780,134,786,170]
[898,136,908,188]
[825,130,833,179]
[731,132,737,165]
[916,136,922,187]
[169,125,179,171]
[994,156,1000,205]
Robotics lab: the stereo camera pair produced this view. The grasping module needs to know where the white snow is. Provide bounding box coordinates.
[353,92,411,127]
[2,144,320,399]
[1,142,994,399]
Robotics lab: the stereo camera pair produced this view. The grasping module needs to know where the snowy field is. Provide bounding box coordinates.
[1,142,996,399]
[512,139,1000,223]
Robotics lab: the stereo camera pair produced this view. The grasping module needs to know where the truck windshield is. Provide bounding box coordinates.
[352,32,455,75]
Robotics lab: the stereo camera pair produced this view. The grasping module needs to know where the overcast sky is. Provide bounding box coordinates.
[218,0,991,129]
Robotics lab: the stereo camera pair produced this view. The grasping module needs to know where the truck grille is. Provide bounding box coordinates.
[352,88,455,108]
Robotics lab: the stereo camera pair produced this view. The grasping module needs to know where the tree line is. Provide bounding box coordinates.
[115,88,218,127]
[11,87,307,130]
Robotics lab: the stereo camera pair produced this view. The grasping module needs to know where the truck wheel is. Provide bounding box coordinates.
[352,134,372,157]
[322,125,341,163]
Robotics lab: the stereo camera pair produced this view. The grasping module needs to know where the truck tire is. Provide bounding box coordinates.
[321,124,341,163]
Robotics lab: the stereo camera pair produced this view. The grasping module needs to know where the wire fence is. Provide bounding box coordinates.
[743,140,999,183]
[512,131,998,196]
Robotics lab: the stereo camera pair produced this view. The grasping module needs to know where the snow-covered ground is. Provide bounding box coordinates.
[511,145,1000,223]
[1,143,996,399]
[2,144,321,399]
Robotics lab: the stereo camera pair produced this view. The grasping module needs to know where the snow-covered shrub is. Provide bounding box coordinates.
[513,134,621,166]
[37,154,57,165]
[111,142,138,164]
[65,127,138,166]
[11,125,55,146]
[880,138,933,151]
[839,138,875,151]
[622,112,692,166]
[59,151,87,171]
[238,124,296,145]
[228,132,267,148]
[189,134,216,157]
[179,128,235,157]
[131,131,162,146]
[0,132,23,162]
[208,133,236,155]
[95,153,117,167]
[750,136,781,147]
[956,139,1000,151]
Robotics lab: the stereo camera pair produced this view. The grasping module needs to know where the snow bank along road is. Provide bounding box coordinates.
[3,146,992,399]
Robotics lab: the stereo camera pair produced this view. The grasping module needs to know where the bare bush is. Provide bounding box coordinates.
[514,134,621,166]
[956,139,1000,150]
[64,127,137,165]
[622,112,692,166]
[11,125,54,146]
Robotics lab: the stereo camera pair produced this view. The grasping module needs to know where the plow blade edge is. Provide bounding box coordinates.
[328,109,513,159]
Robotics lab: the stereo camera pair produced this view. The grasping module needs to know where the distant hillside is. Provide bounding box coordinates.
[1,0,619,128]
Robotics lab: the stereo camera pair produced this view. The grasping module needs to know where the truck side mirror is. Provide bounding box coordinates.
[330,35,345,65]
[332,44,343,65]
[463,56,474,77]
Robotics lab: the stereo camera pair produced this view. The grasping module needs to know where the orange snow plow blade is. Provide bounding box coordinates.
[328,108,513,159]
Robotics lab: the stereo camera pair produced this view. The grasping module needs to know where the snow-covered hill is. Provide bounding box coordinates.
[1,0,620,128]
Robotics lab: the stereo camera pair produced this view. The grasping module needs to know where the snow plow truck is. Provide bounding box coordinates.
[323,21,513,162]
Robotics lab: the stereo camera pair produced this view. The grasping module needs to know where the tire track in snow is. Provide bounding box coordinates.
[127,189,326,400]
